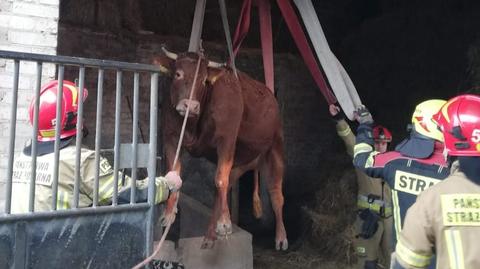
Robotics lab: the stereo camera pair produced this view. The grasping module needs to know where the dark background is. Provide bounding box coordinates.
[57,0,480,266]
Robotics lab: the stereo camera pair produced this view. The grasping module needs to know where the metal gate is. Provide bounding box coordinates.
[0,50,163,269]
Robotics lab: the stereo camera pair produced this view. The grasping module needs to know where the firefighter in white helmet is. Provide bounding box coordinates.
[392,94,480,269]
[11,80,182,213]
[330,104,393,269]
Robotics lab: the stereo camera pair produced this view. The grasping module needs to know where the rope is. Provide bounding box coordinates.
[132,56,203,269]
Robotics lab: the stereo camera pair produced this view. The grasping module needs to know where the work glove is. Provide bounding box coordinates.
[329,104,344,122]
[354,105,374,125]
[164,171,182,192]
[358,208,379,239]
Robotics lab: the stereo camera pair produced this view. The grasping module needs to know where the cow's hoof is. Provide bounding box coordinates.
[201,238,215,249]
[275,238,288,251]
[215,221,233,236]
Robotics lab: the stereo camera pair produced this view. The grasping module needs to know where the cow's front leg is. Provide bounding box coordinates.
[215,158,234,237]
[201,192,222,249]
[162,132,181,226]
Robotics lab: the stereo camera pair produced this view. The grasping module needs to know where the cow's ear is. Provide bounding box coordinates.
[152,55,174,74]
[206,67,224,85]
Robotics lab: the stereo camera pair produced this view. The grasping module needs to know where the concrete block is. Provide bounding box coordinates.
[153,240,178,262]
[12,2,58,19]
[39,0,59,6]
[178,234,253,269]
[176,193,253,269]
[0,14,35,31]
[8,30,57,47]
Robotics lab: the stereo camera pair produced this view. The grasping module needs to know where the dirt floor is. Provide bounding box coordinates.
[248,169,358,269]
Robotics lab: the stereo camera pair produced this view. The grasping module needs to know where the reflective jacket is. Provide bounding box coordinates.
[11,145,170,213]
[395,164,480,269]
[353,123,449,245]
[336,119,392,215]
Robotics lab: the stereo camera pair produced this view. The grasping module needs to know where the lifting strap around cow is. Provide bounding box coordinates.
[231,0,337,104]
[293,0,362,120]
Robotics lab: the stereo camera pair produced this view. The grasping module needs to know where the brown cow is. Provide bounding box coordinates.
[154,48,288,250]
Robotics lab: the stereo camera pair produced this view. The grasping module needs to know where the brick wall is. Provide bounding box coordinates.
[0,0,59,193]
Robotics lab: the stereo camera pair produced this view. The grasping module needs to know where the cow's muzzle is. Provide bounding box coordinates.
[176,99,200,117]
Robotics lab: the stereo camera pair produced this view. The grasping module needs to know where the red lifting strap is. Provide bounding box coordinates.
[258,0,274,92]
[232,0,274,92]
[232,0,252,57]
[276,0,336,104]
[232,0,336,103]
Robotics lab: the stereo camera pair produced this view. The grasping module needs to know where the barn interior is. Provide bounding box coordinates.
[57,0,480,268]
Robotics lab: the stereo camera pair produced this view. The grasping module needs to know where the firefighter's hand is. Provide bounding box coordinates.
[354,105,374,124]
[329,104,341,117]
[164,171,182,192]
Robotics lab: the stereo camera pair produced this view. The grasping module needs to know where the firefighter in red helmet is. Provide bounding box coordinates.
[11,80,182,213]
[393,94,480,269]
[330,105,393,269]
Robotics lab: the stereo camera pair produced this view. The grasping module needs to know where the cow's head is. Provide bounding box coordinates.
[153,47,224,118]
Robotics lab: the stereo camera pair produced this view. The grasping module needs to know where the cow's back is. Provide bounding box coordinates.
[235,72,282,157]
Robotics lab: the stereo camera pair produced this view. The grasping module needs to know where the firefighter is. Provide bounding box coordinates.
[11,80,182,213]
[392,94,480,269]
[352,99,450,268]
[330,104,393,269]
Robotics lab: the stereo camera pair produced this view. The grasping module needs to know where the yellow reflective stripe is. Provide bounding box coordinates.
[392,190,402,240]
[357,200,392,215]
[445,229,465,269]
[353,143,373,158]
[56,191,70,210]
[396,239,432,268]
[155,181,169,203]
[98,175,115,202]
[337,127,351,137]
[155,183,164,203]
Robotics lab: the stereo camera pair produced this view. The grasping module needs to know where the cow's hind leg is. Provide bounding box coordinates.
[261,140,288,250]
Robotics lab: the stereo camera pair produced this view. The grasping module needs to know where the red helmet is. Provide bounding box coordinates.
[373,125,392,143]
[433,94,480,156]
[29,80,88,141]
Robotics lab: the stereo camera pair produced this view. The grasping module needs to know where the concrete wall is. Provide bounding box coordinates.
[0,0,59,204]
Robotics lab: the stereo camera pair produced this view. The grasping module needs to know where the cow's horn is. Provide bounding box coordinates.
[207,60,225,68]
[161,47,178,60]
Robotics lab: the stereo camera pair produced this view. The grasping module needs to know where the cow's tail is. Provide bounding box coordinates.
[252,169,263,219]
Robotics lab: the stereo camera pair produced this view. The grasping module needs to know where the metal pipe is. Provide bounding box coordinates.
[146,72,159,256]
[5,60,20,214]
[131,72,140,203]
[73,66,85,208]
[51,67,64,210]
[28,62,43,212]
[0,203,149,223]
[0,50,162,72]
[93,69,104,207]
[112,70,123,205]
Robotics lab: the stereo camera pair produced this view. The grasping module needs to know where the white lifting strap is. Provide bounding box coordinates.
[293,0,362,120]
[188,0,207,52]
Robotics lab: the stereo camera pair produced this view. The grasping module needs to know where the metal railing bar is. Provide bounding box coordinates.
[131,72,140,203]
[51,67,64,210]
[0,203,150,223]
[93,69,104,207]
[29,62,42,212]
[0,50,162,73]
[112,71,123,206]
[5,60,20,214]
[146,72,159,256]
[73,66,85,208]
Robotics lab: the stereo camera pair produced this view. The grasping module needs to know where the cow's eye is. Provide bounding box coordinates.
[175,70,184,80]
